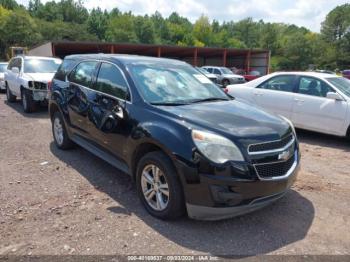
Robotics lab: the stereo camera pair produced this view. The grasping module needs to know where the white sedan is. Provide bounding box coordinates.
[226,72,350,137]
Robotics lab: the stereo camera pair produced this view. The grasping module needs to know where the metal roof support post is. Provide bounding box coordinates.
[111,45,115,54]
[245,49,251,73]
[266,51,271,74]
[157,47,162,57]
[223,49,227,67]
[193,48,198,66]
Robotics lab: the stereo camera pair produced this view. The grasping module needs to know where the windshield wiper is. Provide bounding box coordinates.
[150,101,190,106]
[188,97,230,104]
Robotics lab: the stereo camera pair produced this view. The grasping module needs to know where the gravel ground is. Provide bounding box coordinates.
[0,93,349,256]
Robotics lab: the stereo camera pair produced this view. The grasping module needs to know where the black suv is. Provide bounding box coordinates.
[49,54,300,220]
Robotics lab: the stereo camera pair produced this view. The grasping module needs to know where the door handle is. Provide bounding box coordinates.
[294,98,304,103]
[253,92,262,96]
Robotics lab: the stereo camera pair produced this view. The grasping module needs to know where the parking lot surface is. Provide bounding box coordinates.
[0,93,349,256]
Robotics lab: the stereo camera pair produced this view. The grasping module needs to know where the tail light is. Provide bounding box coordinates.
[47,81,52,91]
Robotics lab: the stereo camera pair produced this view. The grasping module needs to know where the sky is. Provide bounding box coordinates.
[17,0,348,32]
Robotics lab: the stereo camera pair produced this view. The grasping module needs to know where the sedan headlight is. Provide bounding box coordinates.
[192,130,244,163]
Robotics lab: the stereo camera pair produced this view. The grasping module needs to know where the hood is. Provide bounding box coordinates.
[157,100,291,144]
[24,73,55,83]
[205,73,217,79]
[222,74,244,79]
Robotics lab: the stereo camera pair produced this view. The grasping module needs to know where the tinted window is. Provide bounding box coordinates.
[258,75,295,92]
[204,68,212,73]
[297,76,333,97]
[95,63,129,100]
[55,59,77,81]
[24,58,61,73]
[213,69,221,75]
[69,61,98,87]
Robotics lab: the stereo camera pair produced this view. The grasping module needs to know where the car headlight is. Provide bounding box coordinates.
[192,130,244,163]
[280,116,296,136]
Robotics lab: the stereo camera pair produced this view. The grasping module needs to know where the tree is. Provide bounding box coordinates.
[0,0,18,10]
[134,16,156,44]
[87,8,109,40]
[193,15,212,46]
[105,13,137,43]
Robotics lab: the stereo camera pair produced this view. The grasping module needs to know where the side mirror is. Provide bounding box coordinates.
[11,67,19,74]
[326,92,343,101]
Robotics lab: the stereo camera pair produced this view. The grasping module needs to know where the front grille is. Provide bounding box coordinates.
[249,134,294,153]
[29,81,47,90]
[254,154,295,178]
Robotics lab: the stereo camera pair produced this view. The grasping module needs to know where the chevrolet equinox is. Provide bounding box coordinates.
[49,54,300,220]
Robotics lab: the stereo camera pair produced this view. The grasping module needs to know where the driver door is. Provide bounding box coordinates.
[254,75,297,119]
[87,62,131,160]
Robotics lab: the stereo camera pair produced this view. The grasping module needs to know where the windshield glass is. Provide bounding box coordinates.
[0,64,7,72]
[327,77,350,97]
[129,63,229,104]
[196,67,209,75]
[220,68,233,75]
[24,59,61,73]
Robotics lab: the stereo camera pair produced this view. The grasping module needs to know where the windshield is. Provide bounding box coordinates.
[129,63,229,105]
[196,67,209,75]
[24,59,61,73]
[0,64,7,72]
[327,77,350,97]
[220,68,233,75]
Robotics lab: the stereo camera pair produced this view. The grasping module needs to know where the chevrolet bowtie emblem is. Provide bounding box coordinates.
[278,150,291,161]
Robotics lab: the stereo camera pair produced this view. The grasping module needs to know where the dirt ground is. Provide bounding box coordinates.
[0,93,349,257]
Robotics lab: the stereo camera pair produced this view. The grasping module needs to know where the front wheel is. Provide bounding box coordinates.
[222,79,230,87]
[6,83,16,102]
[21,89,37,113]
[136,151,185,220]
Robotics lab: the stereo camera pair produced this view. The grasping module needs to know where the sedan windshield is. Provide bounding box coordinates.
[220,68,233,75]
[327,77,350,97]
[24,59,61,73]
[129,63,229,105]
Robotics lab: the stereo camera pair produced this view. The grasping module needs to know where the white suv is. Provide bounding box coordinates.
[5,56,62,112]
[202,66,245,86]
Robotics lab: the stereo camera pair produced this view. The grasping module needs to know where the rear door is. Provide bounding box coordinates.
[66,60,99,137]
[254,75,297,119]
[291,76,347,135]
[87,62,131,159]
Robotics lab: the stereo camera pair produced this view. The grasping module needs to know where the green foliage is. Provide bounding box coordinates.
[0,1,348,70]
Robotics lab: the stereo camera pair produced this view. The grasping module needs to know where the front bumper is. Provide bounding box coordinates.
[30,89,49,101]
[176,149,300,221]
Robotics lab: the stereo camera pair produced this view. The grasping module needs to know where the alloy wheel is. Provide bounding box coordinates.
[141,164,170,211]
[53,117,64,146]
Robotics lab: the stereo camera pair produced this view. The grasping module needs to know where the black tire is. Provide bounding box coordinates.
[6,83,16,102]
[136,151,185,220]
[52,111,74,150]
[21,89,37,113]
[222,79,230,87]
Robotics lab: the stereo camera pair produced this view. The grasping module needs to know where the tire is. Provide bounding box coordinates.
[21,89,37,113]
[52,111,74,150]
[6,83,16,102]
[136,151,185,220]
[222,79,230,87]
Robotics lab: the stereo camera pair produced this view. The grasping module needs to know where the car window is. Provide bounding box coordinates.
[326,77,350,97]
[95,62,129,100]
[205,68,213,73]
[24,58,61,73]
[258,75,295,92]
[55,59,77,81]
[68,61,98,87]
[297,76,334,97]
[0,64,7,72]
[9,58,21,71]
[213,69,221,75]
